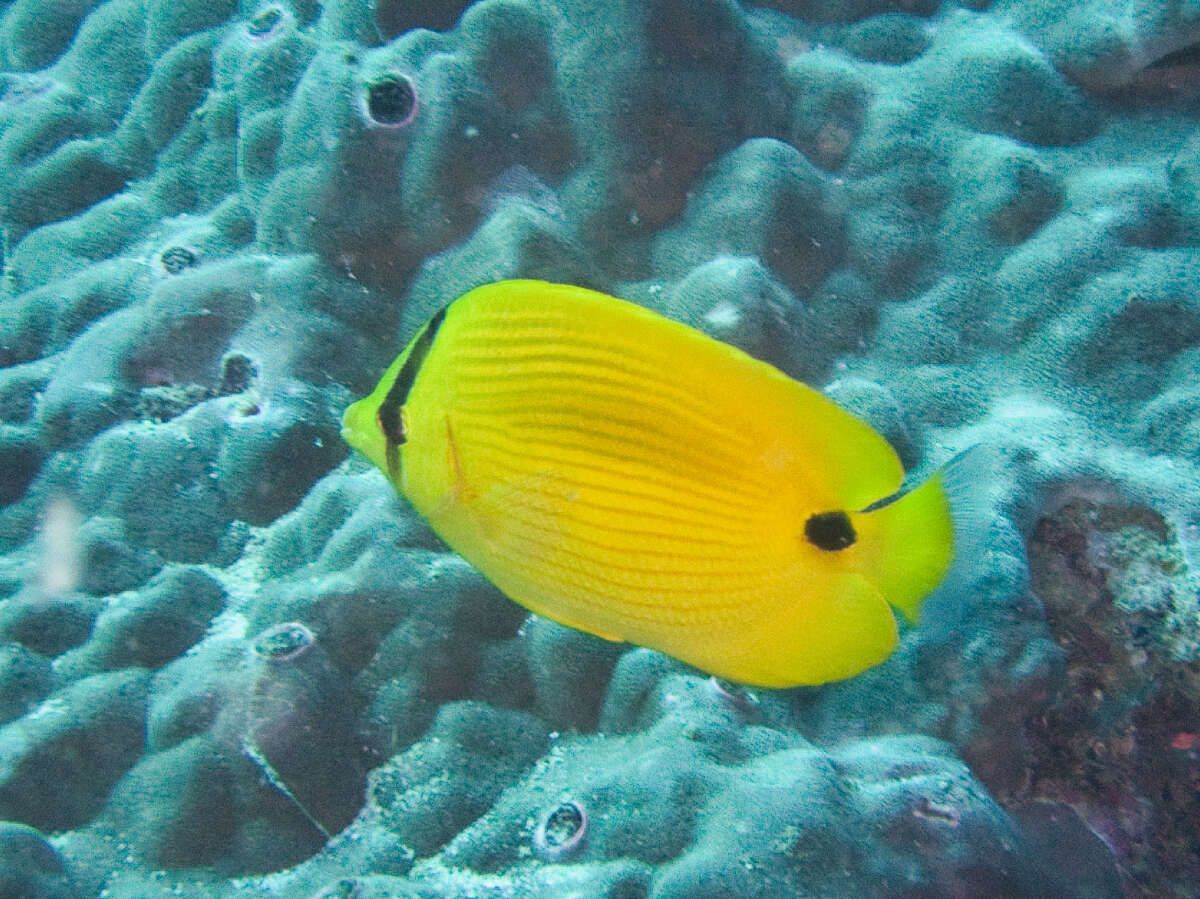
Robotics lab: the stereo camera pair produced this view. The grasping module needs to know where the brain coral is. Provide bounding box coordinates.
[0,0,1198,896]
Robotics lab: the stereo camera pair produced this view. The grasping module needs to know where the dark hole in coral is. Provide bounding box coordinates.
[160,246,198,274]
[254,622,315,662]
[706,676,762,718]
[534,800,587,860]
[365,74,417,127]
[248,6,283,37]
[219,353,257,395]
[544,804,581,842]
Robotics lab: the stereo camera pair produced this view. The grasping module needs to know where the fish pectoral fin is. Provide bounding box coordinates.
[465,459,573,560]
[456,467,634,643]
[428,415,470,518]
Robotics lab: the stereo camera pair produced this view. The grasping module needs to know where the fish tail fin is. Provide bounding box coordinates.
[866,472,953,624]
[863,445,993,624]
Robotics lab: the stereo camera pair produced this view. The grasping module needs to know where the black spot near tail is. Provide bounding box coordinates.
[805,510,856,551]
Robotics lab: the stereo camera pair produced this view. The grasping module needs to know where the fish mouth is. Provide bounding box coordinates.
[340,399,370,452]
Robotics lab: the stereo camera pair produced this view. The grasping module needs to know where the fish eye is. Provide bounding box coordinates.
[804,510,856,551]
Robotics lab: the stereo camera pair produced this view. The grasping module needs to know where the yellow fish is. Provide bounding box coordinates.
[342,280,954,687]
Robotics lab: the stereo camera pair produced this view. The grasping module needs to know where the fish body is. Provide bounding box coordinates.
[342,280,953,687]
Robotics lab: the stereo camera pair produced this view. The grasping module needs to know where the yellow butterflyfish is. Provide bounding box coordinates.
[342,280,955,687]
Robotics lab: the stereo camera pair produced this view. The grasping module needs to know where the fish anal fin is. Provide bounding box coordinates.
[710,574,898,687]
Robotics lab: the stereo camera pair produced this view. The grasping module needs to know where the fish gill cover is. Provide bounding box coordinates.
[0,0,1196,896]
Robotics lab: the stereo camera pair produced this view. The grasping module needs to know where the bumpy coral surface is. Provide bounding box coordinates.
[0,0,1197,896]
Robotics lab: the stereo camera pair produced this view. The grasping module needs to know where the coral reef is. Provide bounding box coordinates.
[0,0,1197,895]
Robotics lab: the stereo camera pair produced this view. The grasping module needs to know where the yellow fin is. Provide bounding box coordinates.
[719,573,898,687]
[859,471,954,624]
[430,419,626,643]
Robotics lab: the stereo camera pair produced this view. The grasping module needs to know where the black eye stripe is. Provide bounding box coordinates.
[377,393,405,446]
[377,304,448,446]
[805,510,856,551]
